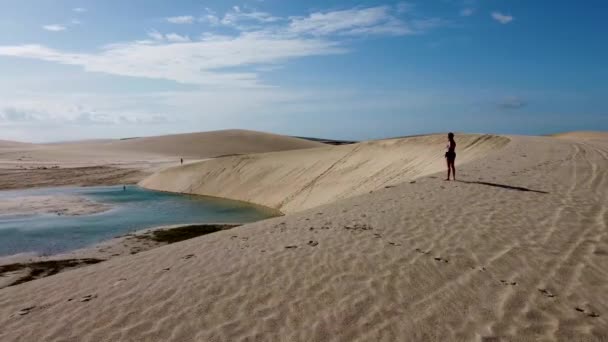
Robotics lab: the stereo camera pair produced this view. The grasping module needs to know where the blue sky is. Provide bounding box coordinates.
[0,0,606,142]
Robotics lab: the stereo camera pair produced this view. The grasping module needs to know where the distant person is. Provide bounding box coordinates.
[445,132,456,181]
[123,185,126,191]
[180,158,183,165]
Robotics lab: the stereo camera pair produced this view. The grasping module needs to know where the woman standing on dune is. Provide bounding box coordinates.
[445,132,456,181]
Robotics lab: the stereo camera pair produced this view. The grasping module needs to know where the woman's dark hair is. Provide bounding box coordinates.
[448,132,454,139]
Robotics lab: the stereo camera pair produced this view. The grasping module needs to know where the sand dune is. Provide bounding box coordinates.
[99,129,326,158]
[1,133,607,341]
[0,130,323,190]
[1,129,324,163]
[141,134,510,213]
[0,140,30,148]
[553,131,608,140]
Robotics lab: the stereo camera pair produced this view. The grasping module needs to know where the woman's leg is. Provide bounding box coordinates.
[446,158,451,180]
[450,160,456,180]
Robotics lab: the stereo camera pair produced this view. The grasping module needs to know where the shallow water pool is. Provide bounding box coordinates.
[0,185,274,257]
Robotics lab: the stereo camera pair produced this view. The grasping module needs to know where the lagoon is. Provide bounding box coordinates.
[0,185,273,257]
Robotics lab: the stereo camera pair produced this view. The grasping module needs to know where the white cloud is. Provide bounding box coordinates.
[460,8,474,17]
[165,33,190,42]
[287,5,437,36]
[221,8,281,26]
[198,7,282,30]
[200,14,220,25]
[147,30,164,41]
[42,24,67,32]
[1,5,441,89]
[491,12,513,24]
[0,35,345,87]
[166,15,194,24]
[73,7,87,13]
[0,95,172,128]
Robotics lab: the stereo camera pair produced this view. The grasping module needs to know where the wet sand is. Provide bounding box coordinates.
[0,195,111,217]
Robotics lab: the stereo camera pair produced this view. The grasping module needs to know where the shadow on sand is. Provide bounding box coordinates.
[457,180,549,194]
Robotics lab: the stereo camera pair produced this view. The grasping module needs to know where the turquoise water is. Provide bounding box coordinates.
[0,185,273,257]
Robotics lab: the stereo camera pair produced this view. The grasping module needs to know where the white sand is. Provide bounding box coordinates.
[0,132,607,341]
[141,134,510,213]
[553,131,608,140]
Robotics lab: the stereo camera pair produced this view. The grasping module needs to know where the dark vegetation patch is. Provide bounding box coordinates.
[142,224,240,244]
[293,136,357,145]
[213,153,245,159]
[0,258,103,287]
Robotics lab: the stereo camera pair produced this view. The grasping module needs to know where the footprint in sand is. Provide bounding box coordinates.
[182,254,195,260]
[344,224,372,231]
[112,278,127,286]
[500,280,517,286]
[434,257,449,263]
[162,267,171,271]
[388,242,401,246]
[373,233,382,239]
[538,288,556,298]
[17,306,36,316]
[415,248,430,255]
[285,245,298,249]
[575,307,600,318]
[307,241,319,247]
[80,294,97,302]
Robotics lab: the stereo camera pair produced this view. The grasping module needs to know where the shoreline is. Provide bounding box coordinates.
[139,186,285,217]
[0,222,243,289]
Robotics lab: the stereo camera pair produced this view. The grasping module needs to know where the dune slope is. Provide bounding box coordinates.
[90,129,326,159]
[1,135,607,341]
[1,129,324,162]
[0,130,324,190]
[141,134,510,213]
[0,140,30,148]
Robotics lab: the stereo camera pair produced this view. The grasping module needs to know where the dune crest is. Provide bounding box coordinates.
[141,134,510,213]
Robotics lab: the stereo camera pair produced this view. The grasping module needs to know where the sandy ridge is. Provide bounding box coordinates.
[141,134,510,213]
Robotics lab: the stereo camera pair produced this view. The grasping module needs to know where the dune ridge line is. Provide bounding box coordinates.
[140,133,510,213]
